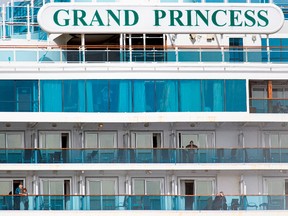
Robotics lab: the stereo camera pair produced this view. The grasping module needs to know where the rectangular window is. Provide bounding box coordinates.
[0,80,38,112]
[225,80,247,111]
[86,178,117,210]
[63,80,85,112]
[85,132,116,148]
[229,38,244,62]
[202,80,224,111]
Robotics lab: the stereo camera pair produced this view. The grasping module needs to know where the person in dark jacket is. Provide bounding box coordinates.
[212,191,227,210]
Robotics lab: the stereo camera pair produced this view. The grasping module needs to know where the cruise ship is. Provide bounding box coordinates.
[0,0,287,215]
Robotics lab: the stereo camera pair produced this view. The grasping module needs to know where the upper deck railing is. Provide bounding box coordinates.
[0,46,287,63]
[1,148,287,163]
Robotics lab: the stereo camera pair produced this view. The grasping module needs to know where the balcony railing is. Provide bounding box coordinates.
[1,148,287,163]
[0,48,288,63]
[0,195,287,210]
[250,99,288,113]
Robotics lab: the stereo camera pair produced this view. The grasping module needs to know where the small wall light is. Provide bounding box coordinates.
[144,123,149,128]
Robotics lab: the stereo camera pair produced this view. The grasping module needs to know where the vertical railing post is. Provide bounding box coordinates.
[27,5,31,40]
[2,4,6,39]
[175,47,178,62]
[221,47,224,62]
[81,34,85,63]
[267,34,270,63]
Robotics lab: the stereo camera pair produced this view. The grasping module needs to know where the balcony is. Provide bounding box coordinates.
[250,99,288,113]
[0,195,286,211]
[1,148,287,163]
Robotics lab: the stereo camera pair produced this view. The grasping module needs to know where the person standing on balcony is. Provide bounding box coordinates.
[185,140,198,162]
[22,188,29,210]
[212,191,227,210]
[14,182,23,210]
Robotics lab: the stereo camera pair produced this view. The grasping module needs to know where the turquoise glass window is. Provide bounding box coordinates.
[110,80,132,112]
[205,0,224,2]
[228,0,246,2]
[156,80,178,112]
[183,0,201,2]
[225,80,246,111]
[262,38,288,62]
[202,80,224,112]
[179,80,201,111]
[63,80,85,112]
[0,80,38,112]
[0,79,247,113]
[86,80,109,112]
[41,80,62,112]
[250,0,269,2]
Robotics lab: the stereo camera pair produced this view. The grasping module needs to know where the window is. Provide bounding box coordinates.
[86,178,117,210]
[131,132,162,148]
[264,178,287,210]
[40,178,70,210]
[0,80,38,112]
[179,178,215,210]
[229,38,244,62]
[85,132,116,148]
[0,132,24,148]
[264,132,288,162]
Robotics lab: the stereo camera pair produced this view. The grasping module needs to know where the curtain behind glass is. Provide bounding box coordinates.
[133,80,146,112]
[63,80,85,112]
[202,80,224,111]
[117,80,132,112]
[179,80,201,111]
[225,80,246,111]
[41,80,62,112]
[156,80,178,112]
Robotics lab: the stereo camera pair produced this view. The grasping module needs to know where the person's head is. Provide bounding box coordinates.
[22,188,27,193]
[219,191,224,196]
[19,182,23,189]
[190,140,194,145]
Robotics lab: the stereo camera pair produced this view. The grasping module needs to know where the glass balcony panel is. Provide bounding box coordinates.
[1,148,287,163]
[0,51,14,62]
[250,99,288,113]
[0,195,285,210]
[39,50,61,62]
[201,50,222,62]
[178,50,200,62]
[15,50,37,61]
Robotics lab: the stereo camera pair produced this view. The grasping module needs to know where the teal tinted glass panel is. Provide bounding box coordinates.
[0,80,38,112]
[15,80,39,112]
[179,80,201,111]
[54,0,70,2]
[133,80,146,112]
[86,80,109,112]
[205,0,224,2]
[110,80,132,112]
[251,0,269,2]
[155,80,178,112]
[225,80,246,111]
[63,80,85,112]
[145,81,156,112]
[202,80,224,111]
[184,0,201,2]
[0,81,15,111]
[97,0,116,2]
[40,80,62,112]
[228,0,246,2]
